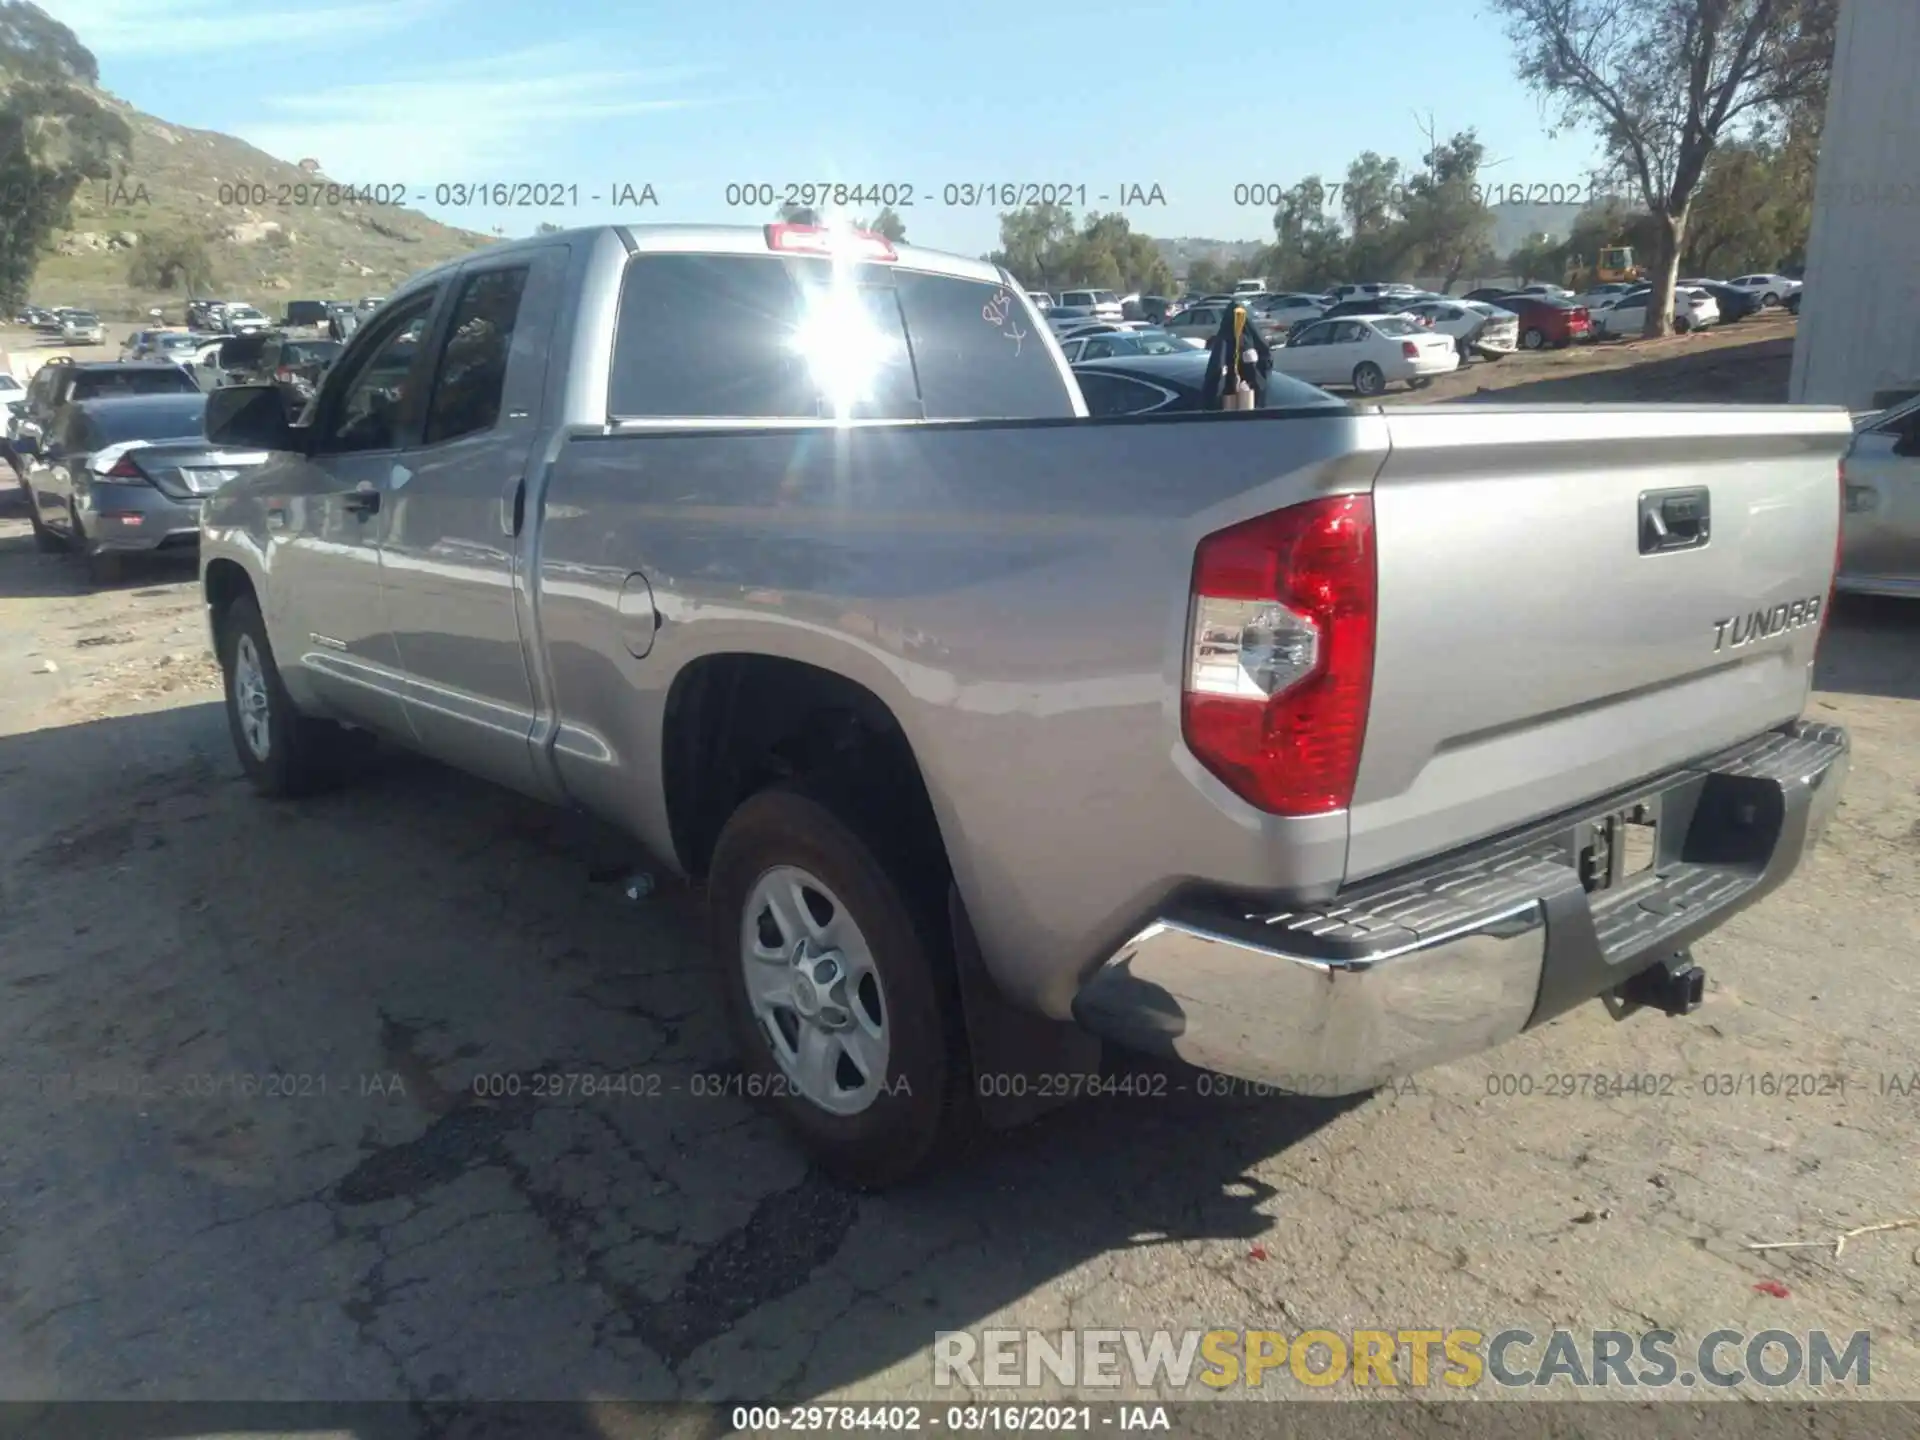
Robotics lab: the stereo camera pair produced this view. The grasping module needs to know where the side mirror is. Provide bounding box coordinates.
[206,384,307,454]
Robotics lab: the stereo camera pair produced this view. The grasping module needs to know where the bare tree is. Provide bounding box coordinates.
[1493,0,1834,336]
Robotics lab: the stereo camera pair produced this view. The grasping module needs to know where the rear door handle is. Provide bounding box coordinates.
[344,482,381,517]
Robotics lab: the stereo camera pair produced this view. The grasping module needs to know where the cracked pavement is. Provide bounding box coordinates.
[0,505,1916,1416]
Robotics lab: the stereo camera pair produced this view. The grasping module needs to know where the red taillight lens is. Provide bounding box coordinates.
[1182,495,1377,815]
[106,454,143,479]
[1401,340,1420,359]
[276,366,295,381]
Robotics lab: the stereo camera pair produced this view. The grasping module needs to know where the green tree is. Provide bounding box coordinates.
[1340,152,1405,239]
[1492,0,1836,336]
[0,1,132,310]
[127,231,216,293]
[776,201,819,225]
[1264,176,1348,290]
[864,205,907,243]
[1183,254,1233,294]
[988,201,1076,288]
[1400,127,1497,291]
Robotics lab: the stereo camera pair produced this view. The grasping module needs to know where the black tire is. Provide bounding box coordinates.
[707,781,969,1190]
[1674,316,1692,334]
[24,489,64,552]
[1521,327,1547,350]
[1761,292,1779,308]
[217,595,370,797]
[1351,362,1386,397]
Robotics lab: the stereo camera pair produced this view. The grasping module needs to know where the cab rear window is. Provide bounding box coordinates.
[608,253,1074,421]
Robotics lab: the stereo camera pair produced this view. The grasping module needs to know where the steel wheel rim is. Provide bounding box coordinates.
[233,634,272,761]
[739,864,889,1116]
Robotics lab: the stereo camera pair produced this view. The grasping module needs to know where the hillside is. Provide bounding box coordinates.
[32,94,493,319]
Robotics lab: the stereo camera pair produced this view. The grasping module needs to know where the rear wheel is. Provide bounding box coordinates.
[1761,291,1779,307]
[218,596,371,797]
[1351,362,1386,397]
[708,781,969,1190]
[23,485,64,552]
[1521,327,1547,350]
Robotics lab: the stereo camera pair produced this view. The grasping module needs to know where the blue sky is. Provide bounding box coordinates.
[44,0,1605,257]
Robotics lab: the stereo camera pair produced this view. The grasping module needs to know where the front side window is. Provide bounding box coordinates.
[424,266,529,444]
[319,292,438,453]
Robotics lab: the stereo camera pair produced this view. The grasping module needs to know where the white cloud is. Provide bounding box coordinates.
[234,46,714,183]
[38,0,444,56]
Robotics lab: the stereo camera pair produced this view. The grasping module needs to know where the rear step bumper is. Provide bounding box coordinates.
[1073,721,1848,1093]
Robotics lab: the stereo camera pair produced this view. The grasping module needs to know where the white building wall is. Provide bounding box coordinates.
[1790,0,1920,408]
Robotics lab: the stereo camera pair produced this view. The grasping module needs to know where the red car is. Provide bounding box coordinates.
[1502,296,1593,349]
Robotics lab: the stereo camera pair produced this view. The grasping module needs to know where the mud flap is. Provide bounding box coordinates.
[949,885,1103,1131]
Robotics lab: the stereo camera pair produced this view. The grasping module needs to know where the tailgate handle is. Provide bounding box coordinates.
[1639,487,1710,554]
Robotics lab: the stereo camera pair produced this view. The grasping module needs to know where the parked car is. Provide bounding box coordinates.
[1680,279,1762,323]
[222,304,270,336]
[1163,301,1246,347]
[1244,292,1327,339]
[1505,282,1577,301]
[6,358,201,476]
[188,299,234,332]
[1725,273,1802,307]
[1232,279,1267,295]
[1593,285,1719,337]
[282,300,332,329]
[224,335,344,417]
[60,310,105,345]
[1461,288,1516,304]
[1272,314,1460,395]
[1785,288,1803,315]
[1056,329,1191,363]
[1578,282,1637,310]
[1071,350,1339,415]
[1401,298,1518,360]
[0,372,26,449]
[1837,392,1920,599]
[1314,297,1431,325]
[1057,288,1123,320]
[1044,305,1097,335]
[1025,291,1054,311]
[1502,296,1594,349]
[14,390,266,581]
[196,221,1852,1189]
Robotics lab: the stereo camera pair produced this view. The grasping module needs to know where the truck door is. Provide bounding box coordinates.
[263,289,440,738]
[376,244,570,799]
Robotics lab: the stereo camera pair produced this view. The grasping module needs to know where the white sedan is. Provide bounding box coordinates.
[1274,314,1460,396]
[1399,299,1519,360]
[1594,286,1720,337]
[1725,272,1802,307]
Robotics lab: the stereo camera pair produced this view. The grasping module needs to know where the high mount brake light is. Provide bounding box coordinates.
[1182,495,1378,816]
[764,224,898,262]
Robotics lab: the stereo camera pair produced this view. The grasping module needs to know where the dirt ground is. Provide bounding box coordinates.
[1,324,1917,1426]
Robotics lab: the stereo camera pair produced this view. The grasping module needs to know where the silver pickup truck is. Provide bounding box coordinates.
[198,222,1853,1188]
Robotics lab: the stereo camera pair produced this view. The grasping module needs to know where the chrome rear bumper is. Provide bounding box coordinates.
[1073,722,1849,1093]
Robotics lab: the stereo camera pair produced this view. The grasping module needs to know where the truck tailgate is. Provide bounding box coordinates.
[1348,404,1852,881]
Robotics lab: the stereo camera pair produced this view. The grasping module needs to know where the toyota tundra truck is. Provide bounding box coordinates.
[196,223,1852,1188]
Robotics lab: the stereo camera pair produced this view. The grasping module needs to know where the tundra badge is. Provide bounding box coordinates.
[1713,595,1823,652]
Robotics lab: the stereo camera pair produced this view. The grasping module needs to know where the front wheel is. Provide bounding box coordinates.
[218,596,371,796]
[708,784,968,1189]
[1351,362,1386,397]
[1521,327,1547,350]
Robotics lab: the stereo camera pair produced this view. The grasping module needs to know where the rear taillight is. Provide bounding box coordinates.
[105,454,144,480]
[1401,340,1420,359]
[1182,495,1377,815]
[275,366,295,381]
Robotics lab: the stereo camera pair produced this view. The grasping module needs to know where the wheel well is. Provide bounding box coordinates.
[662,654,946,882]
[203,559,256,649]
